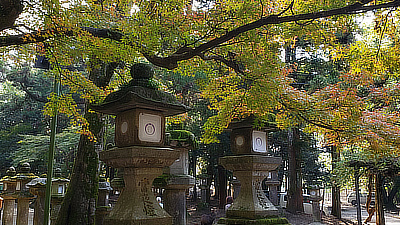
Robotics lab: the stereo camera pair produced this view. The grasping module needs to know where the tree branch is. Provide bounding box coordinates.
[197,52,244,74]
[18,82,49,103]
[279,99,345,132]
[0,0,23,32]
[1,0,399,71]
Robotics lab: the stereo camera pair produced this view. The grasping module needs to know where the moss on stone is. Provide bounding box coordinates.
[167,130,198,148]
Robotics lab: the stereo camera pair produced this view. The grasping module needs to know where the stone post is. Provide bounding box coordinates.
[163,175,194,225]
[16,198,31,225]
[3,197,16,225]
[0,167,17,225]
[265,171,280,206]
[198,174,209,204]
[27,177,47,225]
[50,198,63,225]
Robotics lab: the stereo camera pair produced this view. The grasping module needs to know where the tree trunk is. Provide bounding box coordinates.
[365,173,375,223]
[55,61,118,225]
[287,128,303,213]
[55,108,103,225]
[376,174,385,225]
[331,146,341,219]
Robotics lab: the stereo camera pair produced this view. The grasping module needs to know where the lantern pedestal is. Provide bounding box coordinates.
[2,197,16,225]
[100,146,180,225]
[219,155,282,219]
[16,198,31,225]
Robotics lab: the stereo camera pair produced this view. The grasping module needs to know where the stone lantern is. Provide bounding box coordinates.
[198,173,209,204]
[91,63,188,225]
[0,167,17,225]
[98,176,113,207]
[218,117,289,224]
[14,162,38,225]
[96,176,113,225]
[50,169,69,225]
[27,177,47,225]
[309,185,323,222]
[162,130,196,225]
[27,170,69,225]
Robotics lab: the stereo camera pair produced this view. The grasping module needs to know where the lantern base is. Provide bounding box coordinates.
[100,146,180,225]
[219,155,281,219]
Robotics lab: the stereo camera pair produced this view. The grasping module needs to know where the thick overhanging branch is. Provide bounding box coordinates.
[0,0,23,32]
[1,0,400,71]
[197,52,244,74]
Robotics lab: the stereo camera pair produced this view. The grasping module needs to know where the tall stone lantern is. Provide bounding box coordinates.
[309,185,323,222]
[0,167,17,225]
[50,169,69,225]
[91,63,187,225]
[14,162,38,225]
[218,117,289,224]
[27,170,70,225]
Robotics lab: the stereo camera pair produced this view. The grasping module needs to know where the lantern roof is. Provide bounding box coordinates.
[226,115,276,131]
[91,63,188,116]
[26,177,69,188]
[26,177,47,188]
[91,87,188,116]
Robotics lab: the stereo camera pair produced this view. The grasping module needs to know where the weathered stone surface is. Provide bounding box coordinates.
[103,167,172,225]
[168,147,190,175]
[99,146,180,168]
[2,199,15,225]
[16,198,30,225]
[219,155,281,172]
[163,174,195,225]
[265,171,280,206]
[100,147,180,225]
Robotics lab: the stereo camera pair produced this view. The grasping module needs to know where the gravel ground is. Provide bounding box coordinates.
[186,199,356,225]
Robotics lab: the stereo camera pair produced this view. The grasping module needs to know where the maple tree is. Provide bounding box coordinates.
[2,0,400,224]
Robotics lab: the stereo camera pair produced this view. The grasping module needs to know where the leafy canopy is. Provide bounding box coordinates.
[1,0,400,158]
